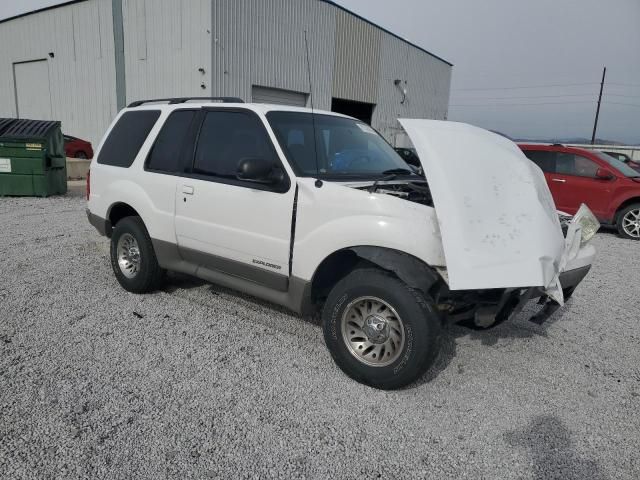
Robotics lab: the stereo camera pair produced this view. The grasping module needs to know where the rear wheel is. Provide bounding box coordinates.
[322,268,442,389]
[110,216,164,293]
[616,203,640,240]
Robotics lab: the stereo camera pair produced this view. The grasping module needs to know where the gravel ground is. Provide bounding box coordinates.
[1,192,639,479]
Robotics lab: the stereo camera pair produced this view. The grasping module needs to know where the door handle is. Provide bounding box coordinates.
[182,185,194,195]
[551,178,566,183]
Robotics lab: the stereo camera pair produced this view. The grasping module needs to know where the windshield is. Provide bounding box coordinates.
[596,152,640,178]
[267,111,415,178]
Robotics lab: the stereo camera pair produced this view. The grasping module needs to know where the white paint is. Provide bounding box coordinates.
[400,119,566,291]
[292,177,446,281]
[0,158,11,173]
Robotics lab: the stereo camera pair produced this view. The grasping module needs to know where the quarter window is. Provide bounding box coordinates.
[97,110,160,167]
[146,110,196,173]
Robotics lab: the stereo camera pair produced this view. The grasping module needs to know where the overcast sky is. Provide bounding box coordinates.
[2,0,639,143]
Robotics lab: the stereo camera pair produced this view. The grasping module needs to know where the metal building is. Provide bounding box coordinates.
[0,0,452,147]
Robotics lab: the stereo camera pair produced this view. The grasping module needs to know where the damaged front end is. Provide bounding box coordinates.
[397,119,599,327]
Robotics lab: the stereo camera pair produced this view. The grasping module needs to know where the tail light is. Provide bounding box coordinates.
[86,170,90,200]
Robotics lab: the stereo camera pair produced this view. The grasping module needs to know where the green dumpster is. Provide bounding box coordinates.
[0,118,67,197]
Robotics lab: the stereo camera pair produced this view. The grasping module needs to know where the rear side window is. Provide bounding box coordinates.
[97,110,160,167]
[523,150,555,173]
[146,110,196,173]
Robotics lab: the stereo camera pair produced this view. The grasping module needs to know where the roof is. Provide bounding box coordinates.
[321,1,452,66]
[0,0,452,66]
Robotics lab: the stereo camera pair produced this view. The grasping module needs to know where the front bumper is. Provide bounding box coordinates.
[510,243,595,325]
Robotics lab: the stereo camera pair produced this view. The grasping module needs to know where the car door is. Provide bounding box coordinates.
[174,108,295,290]
[549,152,611,218]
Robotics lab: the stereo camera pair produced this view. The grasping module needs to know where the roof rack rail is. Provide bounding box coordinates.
[127,97,244,108]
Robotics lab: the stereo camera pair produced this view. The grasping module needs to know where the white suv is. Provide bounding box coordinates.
[87,97,597,389]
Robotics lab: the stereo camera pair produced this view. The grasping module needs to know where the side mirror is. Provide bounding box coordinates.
[237,157,276,183]
[595,168,614,180]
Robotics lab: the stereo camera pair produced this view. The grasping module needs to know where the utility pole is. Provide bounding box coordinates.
[591,66,606,145]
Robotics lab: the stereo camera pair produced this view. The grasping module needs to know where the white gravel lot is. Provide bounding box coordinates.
[1,191,639,479]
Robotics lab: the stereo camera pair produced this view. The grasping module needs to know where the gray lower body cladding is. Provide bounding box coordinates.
[87,210,312,314]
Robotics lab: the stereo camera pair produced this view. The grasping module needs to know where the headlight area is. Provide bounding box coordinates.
[572,204,600,246]
[558,205,600,246]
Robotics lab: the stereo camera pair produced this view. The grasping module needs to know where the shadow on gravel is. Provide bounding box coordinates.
[449,300,576,346]
[162,272,208,293]
[162,271,323,328]
[411,327,457,388]
[504,415,607,480]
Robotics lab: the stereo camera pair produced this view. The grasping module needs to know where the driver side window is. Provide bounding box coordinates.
[556,153,599,178]
[193,110,277,178]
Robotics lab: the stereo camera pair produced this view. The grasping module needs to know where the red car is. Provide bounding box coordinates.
[64,134,93,159]
[520,144,640,240]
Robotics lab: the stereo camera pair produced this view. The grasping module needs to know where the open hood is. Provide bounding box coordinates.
[399,119,565,291]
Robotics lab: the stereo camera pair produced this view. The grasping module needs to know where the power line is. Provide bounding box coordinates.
[452,82,599,91]
[605,93,640,99]
[450,100,595,107]
[606,102,640,108]
[453,93,640,102]
[608,82,640,87]
[450,100,640,108]
[453,93,596,101]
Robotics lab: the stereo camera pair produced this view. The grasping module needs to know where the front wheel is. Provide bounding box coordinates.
[616,203,640,240]
[322,268,442,389]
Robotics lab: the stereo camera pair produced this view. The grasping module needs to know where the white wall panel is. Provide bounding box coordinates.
[332,8,381,104]
[122,0,212,102]
[372,34,452,145]
[212,0,336,110]
[0,0,117,147]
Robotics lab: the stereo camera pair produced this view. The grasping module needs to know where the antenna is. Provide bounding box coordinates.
[304,30,322,185]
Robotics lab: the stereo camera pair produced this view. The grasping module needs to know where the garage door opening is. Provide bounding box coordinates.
[252,86,308,107]
[331,98,375,125]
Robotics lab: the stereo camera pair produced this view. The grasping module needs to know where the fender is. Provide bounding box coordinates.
[349,246,441,294]
[292,178,446,281]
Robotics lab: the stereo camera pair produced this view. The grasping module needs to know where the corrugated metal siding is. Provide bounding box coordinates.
[252,86,308,106]
[122,0,212,102]
[372,34,451,145]
[212,0,336,110]
[332,8,381,104]
[0,0,117,147]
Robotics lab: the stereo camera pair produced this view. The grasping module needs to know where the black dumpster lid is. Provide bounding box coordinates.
[0,118,16,136]
[0,118,61,140]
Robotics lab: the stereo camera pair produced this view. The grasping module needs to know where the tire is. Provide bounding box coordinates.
[75,151,88,159]
[616,203,640,240]
[322,268,442,389]
[110,216,164,293]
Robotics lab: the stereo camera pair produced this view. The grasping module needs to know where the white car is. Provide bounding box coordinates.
[87,97,597,389]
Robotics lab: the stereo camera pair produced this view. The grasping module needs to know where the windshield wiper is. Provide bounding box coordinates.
[368,168,414,193]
